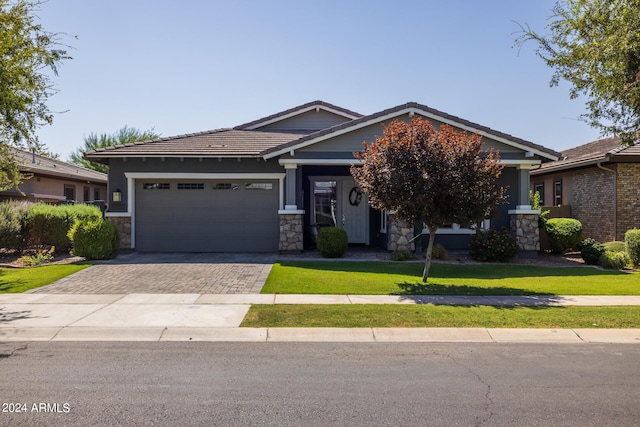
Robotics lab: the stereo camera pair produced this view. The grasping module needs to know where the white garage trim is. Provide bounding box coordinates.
[123,172,285,249]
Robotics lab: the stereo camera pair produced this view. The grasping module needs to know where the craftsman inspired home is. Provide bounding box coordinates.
[86,101,560,253]
[530,137,640,242]
[0,147,107,204]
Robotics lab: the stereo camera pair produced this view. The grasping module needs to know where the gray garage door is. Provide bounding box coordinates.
[135,180,279,252]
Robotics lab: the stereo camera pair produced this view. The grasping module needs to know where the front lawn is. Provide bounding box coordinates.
[0,264,90,293]
[241,304,640,328]
[263,261,640,295]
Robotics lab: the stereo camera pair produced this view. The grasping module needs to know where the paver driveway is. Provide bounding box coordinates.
[29,252,276,294]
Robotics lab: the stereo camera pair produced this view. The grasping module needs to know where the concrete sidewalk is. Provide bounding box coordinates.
[1,293,640,343]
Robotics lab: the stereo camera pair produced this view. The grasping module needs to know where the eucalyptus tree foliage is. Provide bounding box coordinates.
[515,0,640,144]
[70,126,160,173]
[0,0,71,190]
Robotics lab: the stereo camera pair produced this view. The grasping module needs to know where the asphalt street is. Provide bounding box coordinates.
[1,342,639,426]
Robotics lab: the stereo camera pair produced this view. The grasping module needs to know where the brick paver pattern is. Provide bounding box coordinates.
[30,253,276,294]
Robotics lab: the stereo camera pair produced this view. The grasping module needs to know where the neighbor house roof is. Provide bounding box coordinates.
[261,102,561,161]
[531,136,640,175]
[13,148,107,183]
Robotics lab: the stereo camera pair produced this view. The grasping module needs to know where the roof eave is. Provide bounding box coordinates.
[262,104,560,161]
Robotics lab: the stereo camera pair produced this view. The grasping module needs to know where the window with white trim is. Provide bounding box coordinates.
[380,210,388,233]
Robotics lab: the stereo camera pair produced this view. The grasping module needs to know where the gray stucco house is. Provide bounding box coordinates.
[86,101,560,253]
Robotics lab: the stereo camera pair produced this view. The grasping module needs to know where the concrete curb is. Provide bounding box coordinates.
[1,327,639,343]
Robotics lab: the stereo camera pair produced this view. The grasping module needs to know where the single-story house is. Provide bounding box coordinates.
[0,147,107,204]
[85,101,560,253]
[530,137,640,242]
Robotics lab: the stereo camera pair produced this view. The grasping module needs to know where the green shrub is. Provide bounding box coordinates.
[25,203,102,250]
[431,243,448,260]
[544,218,583,254]
[598,251,631,270]
[579,238,605,265]
[625,229,640,268]
[316,226,348,258]
[68,219,119,260]
[604,241,627,253]
[469,229,519,262]
[18,246,55,266]
[0,201,29,251]
[391,250,415,261]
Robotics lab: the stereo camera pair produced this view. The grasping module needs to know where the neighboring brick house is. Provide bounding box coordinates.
[530,137,640,242]
[0,147,108,204]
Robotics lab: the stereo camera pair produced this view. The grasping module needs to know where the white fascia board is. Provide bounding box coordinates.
[499,159,542,166]
[279,159,364,166]
[412,108,559,161]
[265,106,558,161]
[124,172,285,180]
[245,105,361,130]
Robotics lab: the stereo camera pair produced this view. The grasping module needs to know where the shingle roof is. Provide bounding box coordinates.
[233,100,363,130]
[13,148,107,183]
[85,129,308,159]
[531,136,640,174]
[261,102,561,160]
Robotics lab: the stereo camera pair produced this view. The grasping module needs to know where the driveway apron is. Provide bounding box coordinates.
[29,253,276,294]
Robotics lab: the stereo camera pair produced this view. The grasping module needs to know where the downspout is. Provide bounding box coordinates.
[597,161,617,240]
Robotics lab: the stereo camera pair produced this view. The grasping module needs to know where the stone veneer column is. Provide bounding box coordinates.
[279,212,304,251]
[387,215,415,252]
[509,212,540,257]
[107,216,132,249]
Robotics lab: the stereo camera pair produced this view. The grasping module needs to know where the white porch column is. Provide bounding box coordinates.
[516,165,532,210]
[279,164,304,251]
[284,164,298,210]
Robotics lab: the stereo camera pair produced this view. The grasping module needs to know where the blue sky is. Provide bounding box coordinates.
[35,0,602,160]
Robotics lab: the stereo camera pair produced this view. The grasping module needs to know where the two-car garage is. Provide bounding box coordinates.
[134,178,280,252]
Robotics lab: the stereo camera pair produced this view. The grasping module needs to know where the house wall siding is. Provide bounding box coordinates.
[570,167,616,242]
[617,163,640,240]
[257,109,352,132]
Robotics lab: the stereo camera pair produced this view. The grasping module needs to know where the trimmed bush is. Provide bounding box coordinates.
[604,241,627,253]
[544,218,583,254]
[579,238,605,265]
[0,201,29,251]
[68,219,119,260]
[25,203,102,250]
[431,243,448,260]
[391,250,415,261]
[598,251,631,270]
[316,226,348,258]
[625,229,640,268]
[469,229,519,262]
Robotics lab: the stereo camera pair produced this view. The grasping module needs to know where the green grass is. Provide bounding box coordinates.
[262,261,640,296]
[241,304,640,328]
[0,264,90,293]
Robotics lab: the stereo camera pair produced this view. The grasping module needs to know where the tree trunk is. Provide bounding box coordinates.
[422,229,437,282]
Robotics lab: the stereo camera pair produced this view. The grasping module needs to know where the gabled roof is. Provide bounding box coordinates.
[12,147,107,183]
[261,102,561,160]
[531,136,640,175]
[85,129,307,159]
[233,100,363,130]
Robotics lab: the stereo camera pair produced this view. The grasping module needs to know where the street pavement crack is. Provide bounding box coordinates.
[447,355,495,426]
[0,342,30,359]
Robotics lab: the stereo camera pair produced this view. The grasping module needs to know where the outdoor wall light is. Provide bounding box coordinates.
[112,189,122,203]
